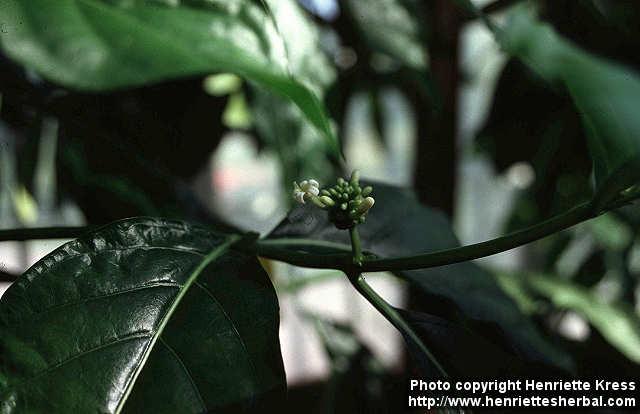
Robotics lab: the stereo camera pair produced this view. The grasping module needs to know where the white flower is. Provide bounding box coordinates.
[293,179,320,204]
[355,196,375,215]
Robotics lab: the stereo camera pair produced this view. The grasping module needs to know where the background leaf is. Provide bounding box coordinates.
[0,0,339,156]
[397,309,529,377]
[342,0,427,70]
[502,271,640,365]
[498,7,640,208]
[268,182,573,374]
[0,218,285,413]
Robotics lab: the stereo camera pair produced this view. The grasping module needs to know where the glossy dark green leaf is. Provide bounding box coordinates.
[0,218,285,413]
[497,8,640,208]
[397,309,535,378]
[0,0,339,156]
[268,183,573,373]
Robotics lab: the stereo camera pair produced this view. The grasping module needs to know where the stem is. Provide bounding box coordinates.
[258,238,352,252]
[3,194,638,273]
[360,201,595,271]
[0,226,95,241]
[480,0,522,15]
[346,225,447,377]
[253,242,349,270]
[415,0,460,216]
[0,202,598,271]
[0,269,17,282]
[349,227,363,265]
[348,273,448,378]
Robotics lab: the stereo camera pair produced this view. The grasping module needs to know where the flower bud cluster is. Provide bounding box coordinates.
[293,170,374,229]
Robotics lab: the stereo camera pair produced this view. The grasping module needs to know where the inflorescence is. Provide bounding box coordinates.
[293,170,374,229]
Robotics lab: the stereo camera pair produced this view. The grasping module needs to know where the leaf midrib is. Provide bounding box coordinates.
[114,233,242,413]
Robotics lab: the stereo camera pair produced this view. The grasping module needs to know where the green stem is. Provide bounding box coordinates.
[253,242,349,270]
[346,225,447,377]
[258,238,352,252]
[349,227,363,265]
[0,226,95,241]
[3,193,639,273]
[257,200,599,271]
[0,203,598,271]
[348,272,448,378]
[0,269,17,282]
[360,200,596,271]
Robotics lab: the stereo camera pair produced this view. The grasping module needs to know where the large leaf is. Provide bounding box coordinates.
[0,0,339,156]
[268,183,573,373]
[0,218,285,413]
[496,8,640,208]
[397,309,533,378]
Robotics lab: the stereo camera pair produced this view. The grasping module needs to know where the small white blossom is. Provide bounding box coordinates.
[355,196,375,215]
[293,179,320,204]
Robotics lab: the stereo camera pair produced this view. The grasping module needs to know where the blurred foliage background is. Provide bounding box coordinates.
[1,0,640,412]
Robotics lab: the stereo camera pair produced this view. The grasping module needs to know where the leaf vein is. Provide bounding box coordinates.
[4,330,153,395]
[159,337,207,411]
[194,280,258,407]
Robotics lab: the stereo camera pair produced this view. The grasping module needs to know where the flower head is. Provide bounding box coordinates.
[292,179,320,204]
[293,171,375,229]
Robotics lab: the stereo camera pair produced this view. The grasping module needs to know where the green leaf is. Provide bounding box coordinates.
[248,0,337,190]
[510,272,640,364]
[343,0,428,70]
[251,90,335,196]
[0,218,285,413]
[260,0,336,94]
[496,7,640,208]
[397,309,535,377]
[268,182,573,373]
[0,0,340,157]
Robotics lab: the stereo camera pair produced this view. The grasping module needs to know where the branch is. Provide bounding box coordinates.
[345,227,446,377]
[258,200,601,272]
[348,273,448,377]
[481,0,523,15]
[3,191,637,274]
[0,269,18,282]
[0,226,94,242]
[253,242,350,270]
[359,201,596,272]
[461,0,524,22]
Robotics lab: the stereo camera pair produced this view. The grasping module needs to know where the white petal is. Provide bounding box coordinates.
[356,197,375,214]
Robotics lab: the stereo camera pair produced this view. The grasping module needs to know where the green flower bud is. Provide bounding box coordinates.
[319,196,335,207]
[311,196,327,209]
[350,170,360,185]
